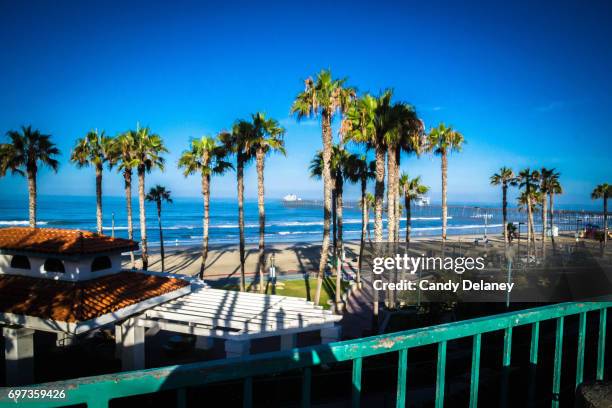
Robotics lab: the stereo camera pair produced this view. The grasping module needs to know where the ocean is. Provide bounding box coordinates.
[0,195,506,246]
[0,195,601,246]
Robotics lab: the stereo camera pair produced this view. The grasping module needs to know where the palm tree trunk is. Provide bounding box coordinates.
[395,150,401,242]
[27,169,37,228]
[200,173,210,279]
[358,177,367,288]
[549,192,555,244]
[256,148,266,293]
[405,194,411,243]
[526,194,533,244]
[332,187,337,255]
[237,156,246,292]
[386,145,396,241]
[541,194,548,242]
[374,144,385,242]
[157,201,164,272]
[366,205,371,242]
[124,169,135,268]
[95,164,103,234]
[335,175,344,306]
[138,167,148,270]
[336,177,344,260]
[315,111,333,305]
[441,151,448,241]
[502,184,508,243]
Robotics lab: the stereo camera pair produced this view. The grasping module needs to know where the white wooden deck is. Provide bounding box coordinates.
[137,287,342,340]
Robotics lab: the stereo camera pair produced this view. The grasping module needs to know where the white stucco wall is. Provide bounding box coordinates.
[0,252,123,282]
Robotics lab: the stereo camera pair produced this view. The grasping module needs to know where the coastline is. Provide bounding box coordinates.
[124,233,493,279]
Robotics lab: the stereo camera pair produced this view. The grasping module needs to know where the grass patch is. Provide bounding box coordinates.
[208,276,349,309]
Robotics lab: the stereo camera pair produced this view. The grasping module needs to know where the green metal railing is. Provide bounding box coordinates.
[0,302,609,408]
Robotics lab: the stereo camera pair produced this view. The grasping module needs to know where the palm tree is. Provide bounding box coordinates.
[248,113,286,293]
[490,167,517,243]
[345,155,375,285]
[344,91,395,243]
[539,168,557,242]
[364,193,375,241]
[384,102,422,242]
[70,130,112,234]
[394,116,424,241]
[425,123,465,241]
[179,136,232,279]
[219,120,256,292]
[399,174,430,242]
[591,183,610,246]
[547,172,562,241]
[146,185,172,271]
[291,69,355,305]
[310,146,354,305]
[109,131,138,267]
[517,168,540,243]
[132,127,167,270]
[0,126,60,227]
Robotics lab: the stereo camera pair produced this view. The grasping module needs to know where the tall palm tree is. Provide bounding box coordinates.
[385,102,423,242]
[395,118,425,242]
[248,113,286,293]
[132,127,167,270]
[425,123,465,241]
[70,130,112,234]
[399,174,430,242]
[219,120,256,292]
[346,155,375,285]
[310,146,354,305]
[490,167,517,243]
[291,69,355,305]
[179,136,232,279]
[344,91,396,243]
[591,183,610,246]
[0,126,60,227]
[517,168,540,243]
[146,185,172,272]
[109,131,138,267]
[547,172,562,241]
[539,168,556,242]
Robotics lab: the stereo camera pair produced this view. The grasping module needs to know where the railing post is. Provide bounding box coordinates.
[470,333,481,408]
[576,312,586,389]
[552,317,564,408]
[396,349,408,408]
[352,357,363,408]
[435,341,447,408]
[530,322,540,365]
[597,308,607,381]
[503,327,512,367]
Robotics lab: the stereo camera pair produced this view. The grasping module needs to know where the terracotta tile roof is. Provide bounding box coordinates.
[0,272,189,322]
[0,227,138,255]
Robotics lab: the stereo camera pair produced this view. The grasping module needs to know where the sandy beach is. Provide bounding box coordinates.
[123,233,506,280]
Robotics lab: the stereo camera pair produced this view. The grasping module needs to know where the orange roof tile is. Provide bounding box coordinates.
[0,227,138,255]
[0,272,189,322]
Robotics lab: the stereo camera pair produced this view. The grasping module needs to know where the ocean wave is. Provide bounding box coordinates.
[104,224,198,231]
[410,223,503,232]
[277,230,320,235]
[0,220,48,226]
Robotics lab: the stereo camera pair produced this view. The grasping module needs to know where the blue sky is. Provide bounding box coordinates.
[0,0,610,206]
